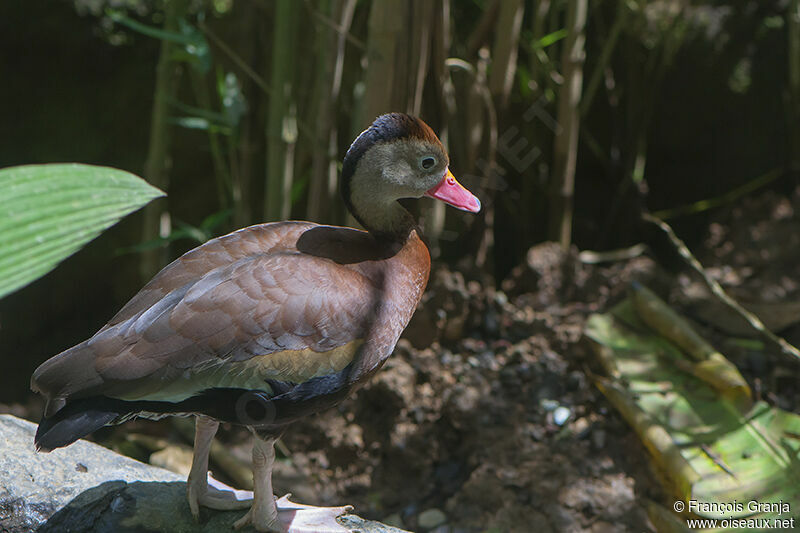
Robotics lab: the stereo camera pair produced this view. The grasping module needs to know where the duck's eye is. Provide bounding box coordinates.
[420,156,436,170]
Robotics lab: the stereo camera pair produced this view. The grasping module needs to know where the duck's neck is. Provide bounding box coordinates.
[347,180,416,240]
[354,200,416,240]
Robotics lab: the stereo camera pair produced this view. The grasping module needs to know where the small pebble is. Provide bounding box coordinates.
[494,291,508,306]
[553,406,571,426]
[571,417,590,437]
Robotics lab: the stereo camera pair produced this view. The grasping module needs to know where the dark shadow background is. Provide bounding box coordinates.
[0,0,795,403]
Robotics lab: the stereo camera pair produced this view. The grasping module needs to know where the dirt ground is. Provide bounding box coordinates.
[6,184,799,533]
[258,184,800,533]
[267,247,667,533]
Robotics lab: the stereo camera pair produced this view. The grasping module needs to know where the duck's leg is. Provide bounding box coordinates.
[233,435,353,533]
[187,416,252,520]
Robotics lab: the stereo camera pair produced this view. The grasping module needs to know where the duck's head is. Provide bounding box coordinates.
[342,113,481,238]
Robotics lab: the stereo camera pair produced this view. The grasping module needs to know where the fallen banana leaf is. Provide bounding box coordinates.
[585,287,800,531]
[630,284,751,411]
[645,499,692,533]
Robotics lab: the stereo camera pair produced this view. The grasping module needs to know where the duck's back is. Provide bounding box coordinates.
[31,221,430,448]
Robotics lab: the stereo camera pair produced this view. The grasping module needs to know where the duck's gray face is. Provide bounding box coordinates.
[341,113,481,235]
[357,138,481,213]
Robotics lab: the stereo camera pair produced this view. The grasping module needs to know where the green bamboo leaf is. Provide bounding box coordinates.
[107,11,211,73]
[535,28,567,48]
[585,293,800,530]
[0,164,165,299]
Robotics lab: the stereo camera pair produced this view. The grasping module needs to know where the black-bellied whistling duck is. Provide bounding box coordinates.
[30,113,480,532]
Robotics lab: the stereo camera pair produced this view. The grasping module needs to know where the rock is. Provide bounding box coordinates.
[381,513,404,528]
[417,508,447,529]
[148,443,194,476]
[0,415,408,533]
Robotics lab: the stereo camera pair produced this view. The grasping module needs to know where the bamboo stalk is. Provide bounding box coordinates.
[306,0,337,223]
[548,0,588,248]
[642,213,800,363]
[529,0,552,94]
[264,0,299,222]
[630,283,752,409]
[470,0,524,272]
[465,0,500,58]
[651,167,784,220]
[488,0,524,109]
[407,0,434,115]
[598,6,688,248]
[328,0,356,226]
[307,0,357,224]
[472,51,498,271]
[139,0,185,282]
[350,0,407,229]
[580,0,627,116]
[593,378,700,500]
[359,0,405,125]
[427,0,452,252]
[190,69,231,212]
[231,0,258,228]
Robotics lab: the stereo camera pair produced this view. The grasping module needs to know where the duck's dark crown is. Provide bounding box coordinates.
[341,113,443,203]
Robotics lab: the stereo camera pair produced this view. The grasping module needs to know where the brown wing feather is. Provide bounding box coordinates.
[108,221,316,325]
[32,224,382,411]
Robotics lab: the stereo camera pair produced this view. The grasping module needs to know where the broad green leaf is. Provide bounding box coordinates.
[585,286,800,532]
[0,164,164,299]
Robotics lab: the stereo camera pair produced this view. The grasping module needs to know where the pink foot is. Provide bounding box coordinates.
[233,493,353,533]
[275,494,353,532]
